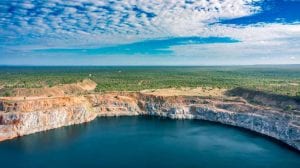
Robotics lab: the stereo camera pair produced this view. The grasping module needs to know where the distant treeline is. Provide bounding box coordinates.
[0,66,299,98]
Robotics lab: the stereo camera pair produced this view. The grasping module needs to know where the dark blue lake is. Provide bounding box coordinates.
[0,116,299,168]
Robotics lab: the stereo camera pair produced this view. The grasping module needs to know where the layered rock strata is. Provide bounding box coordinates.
[0,97,96,141]
[0,93,299,151]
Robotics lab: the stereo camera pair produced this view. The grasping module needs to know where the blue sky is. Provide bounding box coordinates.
[0,0,299,65]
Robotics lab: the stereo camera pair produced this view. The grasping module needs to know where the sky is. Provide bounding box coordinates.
[0,0,300,65]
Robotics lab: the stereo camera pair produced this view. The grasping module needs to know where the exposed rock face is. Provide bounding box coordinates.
[1,93,300,151]
[145,101,300,150]
[0,97,96,141]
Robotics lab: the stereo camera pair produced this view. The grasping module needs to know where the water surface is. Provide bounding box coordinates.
[0,117,299,168]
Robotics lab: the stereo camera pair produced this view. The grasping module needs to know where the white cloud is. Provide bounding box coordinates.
[0,0,262,42]
[166,22,300,64]
[0,0,299,65]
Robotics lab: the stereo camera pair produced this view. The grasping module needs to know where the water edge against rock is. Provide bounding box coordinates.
[0,116,299,168]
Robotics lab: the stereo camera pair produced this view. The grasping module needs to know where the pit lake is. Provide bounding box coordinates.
[0,116,299,168]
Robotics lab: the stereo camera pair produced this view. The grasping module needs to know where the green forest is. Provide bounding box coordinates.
[0,65,299,98]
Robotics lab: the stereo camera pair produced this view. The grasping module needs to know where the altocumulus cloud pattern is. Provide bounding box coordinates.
[0,0,300,65]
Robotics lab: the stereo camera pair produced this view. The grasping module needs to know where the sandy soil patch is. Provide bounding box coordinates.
[13,79,96,97]
[141,87,227,97]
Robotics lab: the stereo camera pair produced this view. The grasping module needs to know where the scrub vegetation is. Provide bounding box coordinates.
[0,65,299,100]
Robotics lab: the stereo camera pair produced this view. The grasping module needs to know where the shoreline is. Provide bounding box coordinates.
[1,92,300,151]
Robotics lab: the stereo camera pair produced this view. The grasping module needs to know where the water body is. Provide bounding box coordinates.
[0,117,299,168]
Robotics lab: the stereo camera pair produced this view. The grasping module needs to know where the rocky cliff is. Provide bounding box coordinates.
[0,96,97,141]
[0,92,299,151]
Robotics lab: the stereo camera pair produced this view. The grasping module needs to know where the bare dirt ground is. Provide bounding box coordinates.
[1,79,298,112]
[12,79,96,98]
[141,87,227,97]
